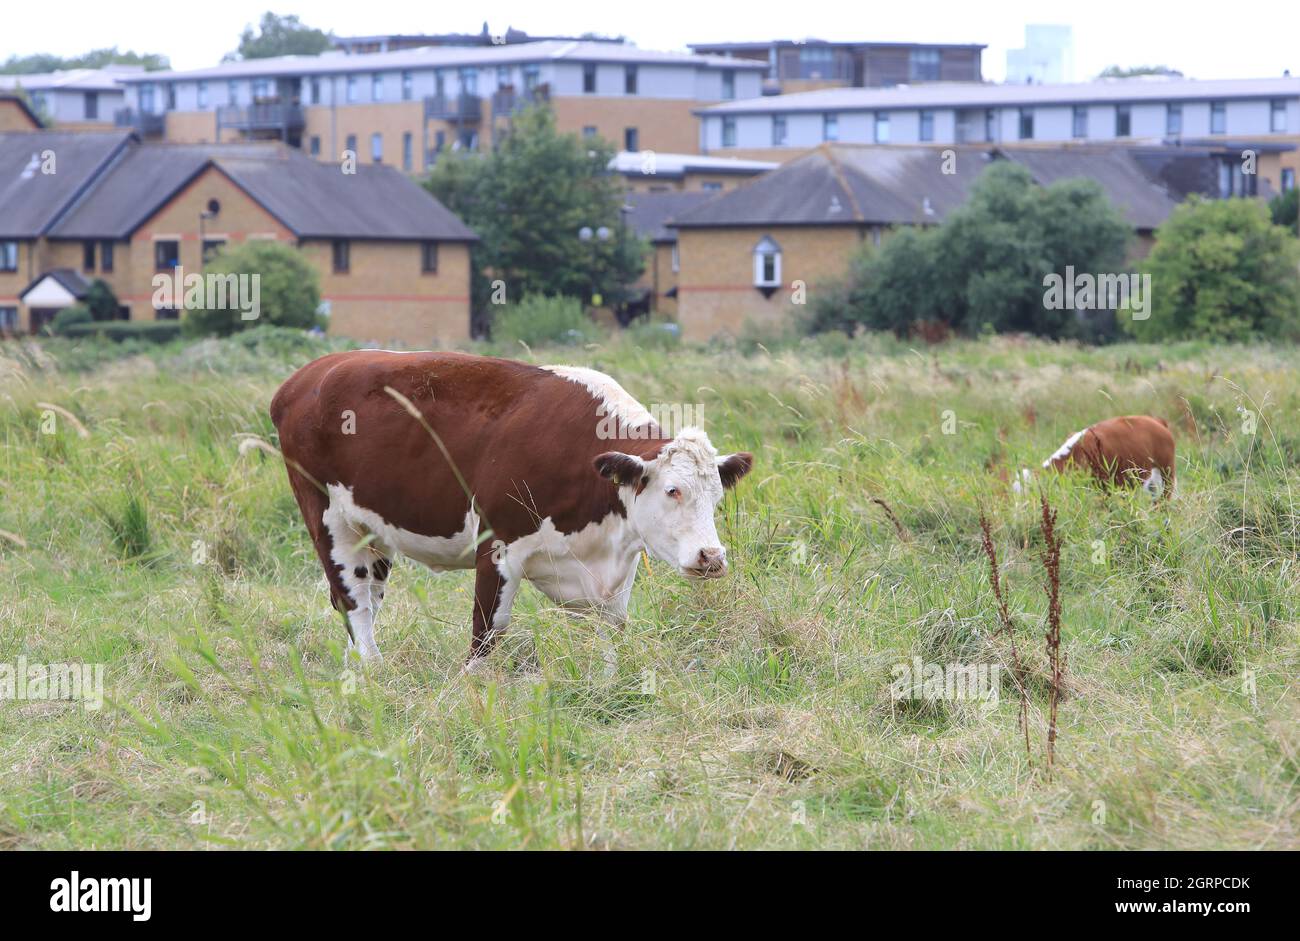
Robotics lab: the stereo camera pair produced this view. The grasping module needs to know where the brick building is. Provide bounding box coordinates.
[0,130,476,344]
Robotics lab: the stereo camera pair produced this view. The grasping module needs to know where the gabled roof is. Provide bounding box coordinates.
[45,139,477,242]
[0,130,135,238]
[19,268,89,300]
[671,143,1183,231]
[699,75,1300,115]
[623,191,717,243]
[117,40,766,83]
[0,94,42,128]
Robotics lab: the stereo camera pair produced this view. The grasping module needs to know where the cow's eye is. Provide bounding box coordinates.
[665,486,681,500]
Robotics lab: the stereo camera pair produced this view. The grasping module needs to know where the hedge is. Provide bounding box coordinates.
[60,321,184,343]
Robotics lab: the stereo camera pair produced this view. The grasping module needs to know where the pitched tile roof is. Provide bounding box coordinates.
[0,130,134,237]
[623,191,717,242]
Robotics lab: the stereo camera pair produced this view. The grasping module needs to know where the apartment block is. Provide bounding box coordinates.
[0,67,138,129]
[688,39,984,95]
[0,130,476,345]
[698,76,1300,193]
[112,41,766,166]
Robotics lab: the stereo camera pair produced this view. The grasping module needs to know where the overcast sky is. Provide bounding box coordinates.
[5,0,1297,81]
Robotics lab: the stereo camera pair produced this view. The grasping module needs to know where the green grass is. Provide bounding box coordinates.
[1,329,1297,849]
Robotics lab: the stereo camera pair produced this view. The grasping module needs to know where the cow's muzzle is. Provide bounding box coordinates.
[683,547,727,579]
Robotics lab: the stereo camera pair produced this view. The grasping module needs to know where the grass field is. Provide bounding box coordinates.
[1,327,1297,850]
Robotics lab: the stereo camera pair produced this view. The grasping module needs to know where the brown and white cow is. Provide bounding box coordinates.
[270,351,753,670]
[1015,414,1175,498]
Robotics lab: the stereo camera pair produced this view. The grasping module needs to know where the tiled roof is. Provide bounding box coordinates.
[623,191,717,242]
[0,130,134,237]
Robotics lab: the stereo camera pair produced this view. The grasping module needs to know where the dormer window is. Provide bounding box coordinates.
[752,235,781,297]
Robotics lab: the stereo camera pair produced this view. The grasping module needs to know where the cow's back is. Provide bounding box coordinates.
[271,351,650,542]
[1089,415,1175,478]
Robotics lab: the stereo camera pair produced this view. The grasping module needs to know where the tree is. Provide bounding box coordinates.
[1,48,169,73]
[1270,187,1298,235]
[227,13,332,62]
[182,241,321,337]
[423,106,646,332]
[1097,65,1184,79]
[809,161,1132,339]
[84,279,121,321]
[1125,196,1300,342]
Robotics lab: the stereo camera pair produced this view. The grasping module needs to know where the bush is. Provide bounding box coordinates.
[61,321,183,343]
[623,317,681,351]
[182,241,321,337]
[1125,197,1300,342]
[491,294,599,347]
[50,304,93,335]
[1270,187,1298,235]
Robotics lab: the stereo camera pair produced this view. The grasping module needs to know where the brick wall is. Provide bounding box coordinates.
[0,99,40,131]
[676,225,867,340]
[550,97,706,154]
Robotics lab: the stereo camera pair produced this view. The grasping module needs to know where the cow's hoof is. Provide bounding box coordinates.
[461,657,491,677]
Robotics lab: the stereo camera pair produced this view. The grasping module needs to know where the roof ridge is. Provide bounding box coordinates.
[819,144,866,223]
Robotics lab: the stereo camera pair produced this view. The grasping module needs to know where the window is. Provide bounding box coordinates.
[154,240,179,271]
[310,78,320,105]
[701,181,722,192]
[197,82,208,109]
[346,76,358,103]
[140,83,155,112]
[434,71,446,98]
[84,91,98,120]
[722,117,736,147]
[100,241,113,273]
[798,46,834,79]
[984,108,997,141]
[823,113,838,142]
[421,241,438,273]
[1115,104,1131,137]
[309,135,320,156]
[252,79,269,101]
[434,130,446,152]
[721,69,735,100]
[625,65,638,95]
[496,66,510,89]
[874,112,890,143]
[1072,105,1088,138]
[772,115,787,146]
[1281,168,1295,192]
[582,126,597,138]
[910,49,942,82]
[459,68,478,95]
[671,243,679,273]
[1271,99,1287,133]
[202,239,225,263]
[165,84,176,111]
[345,133,357,155]
[0,241,17,271]
[919,110,935,142]
[403,132,413,171]
[583,63,597,93]
[82,241,95,272]
[1166,102,1182,135]
[0,307,16,332]
[370,133,383,162]
[401,71,413,101]
[226,81,237,107]
[155,307,180,321]
[1018,108,1034,140]
[752,235,781,290]
[332,240,350,274]
[523,65,539,92]
[1211,101,1226,134]
[624,127,639,151]
[371,73,383,102]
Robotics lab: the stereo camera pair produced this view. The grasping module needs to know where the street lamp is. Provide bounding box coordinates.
[578,224,611,306]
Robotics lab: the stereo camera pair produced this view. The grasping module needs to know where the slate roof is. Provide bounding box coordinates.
[42,139,477,242]
[670,144,1184,231]
[623,191,716,243]
[20,267,89,299]
[0,130,134,237]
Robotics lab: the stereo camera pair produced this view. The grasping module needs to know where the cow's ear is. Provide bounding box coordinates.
[717,452,753,489]
[594,452,646,487]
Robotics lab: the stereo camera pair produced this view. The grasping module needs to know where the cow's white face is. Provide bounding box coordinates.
[595,429,752,579]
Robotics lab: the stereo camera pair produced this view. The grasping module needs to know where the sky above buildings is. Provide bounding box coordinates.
[5,0,1297,82]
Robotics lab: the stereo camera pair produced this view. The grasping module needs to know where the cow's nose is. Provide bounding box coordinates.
[696,547,726,575]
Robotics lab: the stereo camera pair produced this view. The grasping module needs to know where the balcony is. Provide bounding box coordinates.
[424,93,482,122]
[490,84,551,115]
[114,109,165,137]
[215,102,306,132]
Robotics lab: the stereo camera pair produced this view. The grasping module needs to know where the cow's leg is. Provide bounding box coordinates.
[321,498,392,663]
[464,551,520,674]
[285,473,360,648]
[1142,466,1166,500]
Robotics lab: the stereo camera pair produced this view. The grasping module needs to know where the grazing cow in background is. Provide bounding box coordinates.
[1014,415,1175,498]
[270,351,753,672]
